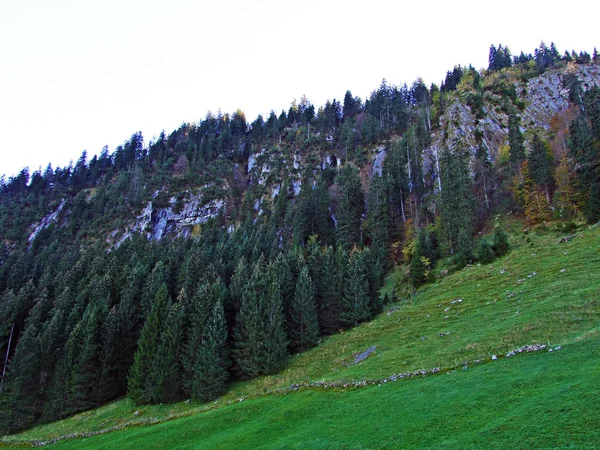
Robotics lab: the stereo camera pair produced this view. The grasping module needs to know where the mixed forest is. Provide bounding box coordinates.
[0,42,599,434]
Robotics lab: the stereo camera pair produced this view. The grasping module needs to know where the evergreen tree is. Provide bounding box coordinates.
[508,113,525,170]
[194,281,230,401]
[341,250,370,327]
[152,302,185,403]
[528,133,554,203]
[128,283,169,405]
[439,144,474,262]
[67,300,106,412]
[233,258,288,378]
[318,246,346,335]
[336,165,364,249]
[288,266,319,352]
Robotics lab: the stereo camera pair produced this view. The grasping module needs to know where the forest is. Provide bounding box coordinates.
[0,42,599,434]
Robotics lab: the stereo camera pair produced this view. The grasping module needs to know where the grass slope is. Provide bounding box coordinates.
[3,224,600,448]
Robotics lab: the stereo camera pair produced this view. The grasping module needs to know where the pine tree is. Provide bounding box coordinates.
[288,266,319,352]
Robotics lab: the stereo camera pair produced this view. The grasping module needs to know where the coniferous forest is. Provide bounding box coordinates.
[1,42,599,434]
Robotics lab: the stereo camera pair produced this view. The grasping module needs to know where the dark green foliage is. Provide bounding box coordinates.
[491,227,510,257]
[152,302,185,403]
[318,246,346,335]
[439,144,474,261]
[476,239,496,264]
[508,114,525,168]
[183,278,230,401]
[194,285,230,401]
[488,44,512,71]
[336,165,364,249]
[288,267,319,352]
[528,134,554,198]
[128,283,170,405]
[341,250,371,327]
[233,257,288,378]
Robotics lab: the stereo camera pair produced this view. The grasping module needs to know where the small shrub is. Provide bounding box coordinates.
[492,227,510,256]
[476,239,496,264]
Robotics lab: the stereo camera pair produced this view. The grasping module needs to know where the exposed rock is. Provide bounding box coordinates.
[371,146,387,177]
[354,346,376,364]
[126,192,225,243]
[27,199,66,245]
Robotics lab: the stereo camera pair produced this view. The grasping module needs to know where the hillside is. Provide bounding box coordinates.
[1,42,600,439]
[2,223,599,447]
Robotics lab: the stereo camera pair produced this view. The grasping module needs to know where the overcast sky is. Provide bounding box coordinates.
[0,0,598,178]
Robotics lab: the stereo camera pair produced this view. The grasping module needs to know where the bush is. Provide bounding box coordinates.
[476,239,496,264]
[491,227,510,256]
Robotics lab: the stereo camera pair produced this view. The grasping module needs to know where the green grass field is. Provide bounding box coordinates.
[3,223,600,448]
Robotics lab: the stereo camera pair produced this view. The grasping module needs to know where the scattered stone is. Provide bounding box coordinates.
[444,307,451,312]
[439,332,451,337]
[450,298,463,304]
[505,343,547,357]
[491,355,498,360]
[133,410,140,416]
[354,346,376,364]
[554,346,561,351]
[560,269,566,273]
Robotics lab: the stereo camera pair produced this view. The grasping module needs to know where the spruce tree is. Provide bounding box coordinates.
[508,114,525,170]
[233,257,267,378]
[341,250,371,327]
[528,133,554,203]
[318,246,346,335]
[336,165,364,249]
[182,280,213,396]
[152,302,185,403]
[194,280,230,401]
[288,266,319,352]
[128,283,169,405]
[439,144,474,263]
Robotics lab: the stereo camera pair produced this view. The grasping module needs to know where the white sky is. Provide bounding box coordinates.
[0,0,598,178]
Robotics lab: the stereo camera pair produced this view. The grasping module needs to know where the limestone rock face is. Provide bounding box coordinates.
[425,65,600,180]
[118,193,224,244]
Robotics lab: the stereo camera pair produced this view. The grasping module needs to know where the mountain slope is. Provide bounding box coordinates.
[4,222,599,448]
